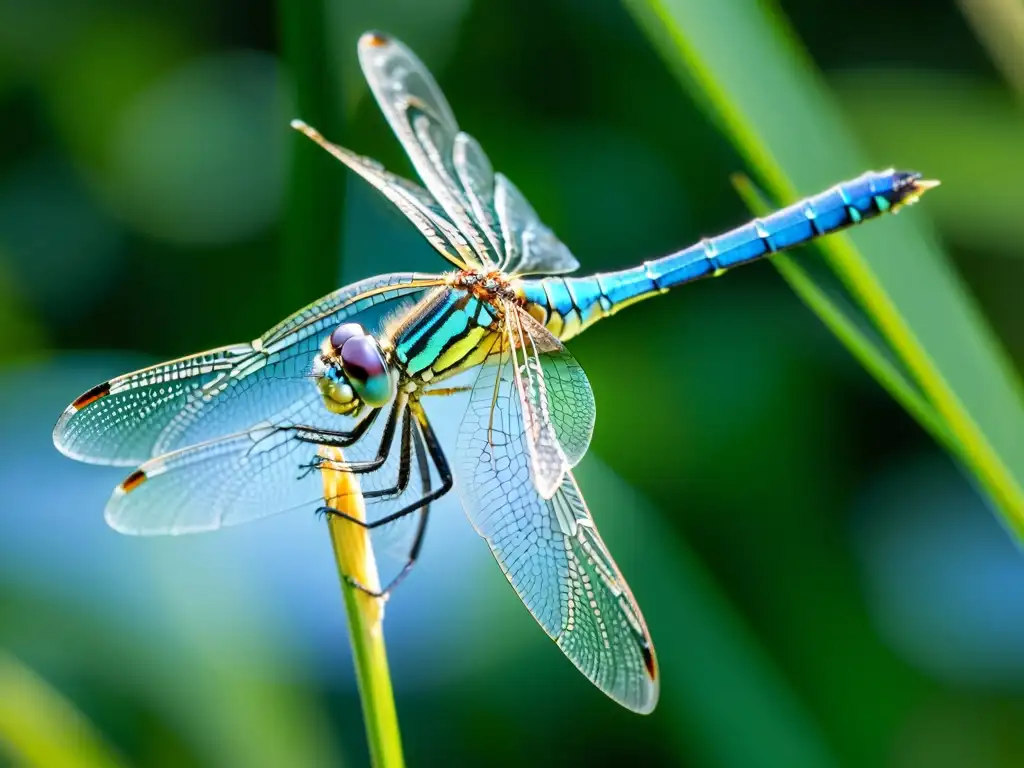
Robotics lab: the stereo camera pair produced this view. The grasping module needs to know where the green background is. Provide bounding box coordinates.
[2,0,1024,765]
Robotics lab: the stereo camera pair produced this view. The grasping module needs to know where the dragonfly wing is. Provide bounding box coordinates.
[55,274,440,466]
[504,308,566,499]
[106,399,429,538]
[514,307,594,467]
[495,173,579,277]
[453,348,657,712]
[259,272,440,351]
[503,306,595,498]
[452,132,504,260]
[358,32,501,268]
[55,342,254,466]
[358,32,579,277]
[291,121,477,270]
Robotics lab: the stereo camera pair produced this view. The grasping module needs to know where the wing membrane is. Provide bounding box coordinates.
[350,32,581,277]
[105,400,429,540]
[452,342,657,712]
[494,174,579,277]
[505,308,565,499]
[55,274,440,466]
[503,306,595,497]
[291,121,475,270]
[514,307,594,467]
[453,133,504,259]
[359,33,495,268]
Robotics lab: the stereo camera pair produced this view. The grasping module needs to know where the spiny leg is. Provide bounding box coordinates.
[314,402,413,524]
[345,419,433,598]
[319,399,453,596]
[293,405,383,480]
[360,406,413,501]
[422,386,472,397]
[305,403,415,523]
[299,391,409,477]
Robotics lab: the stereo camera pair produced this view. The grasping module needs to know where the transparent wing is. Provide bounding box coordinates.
[505,309,565,499]
[105,397,433,558]
[291,121,476,270]
[358,32,498,268]
[514,307,595,468]
[503,305,595,498]
[494,174,579,277]
[357,32,580,277]
[452,347,657,713]
[54,273,442,466]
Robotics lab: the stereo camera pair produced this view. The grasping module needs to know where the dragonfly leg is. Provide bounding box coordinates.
[316,392,407,475]
[316,404,414,526]
[319,401,453,597]
[349,406,414,502]
[294,407,383,479]
[421,385,472,397]
[342,423,433,599]
[298,392,408,478]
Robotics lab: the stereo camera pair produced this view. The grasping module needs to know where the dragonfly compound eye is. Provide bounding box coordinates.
[340,335,393,408]
[329,322,365,355]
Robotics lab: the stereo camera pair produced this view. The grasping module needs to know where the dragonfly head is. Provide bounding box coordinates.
[317,322,395,413]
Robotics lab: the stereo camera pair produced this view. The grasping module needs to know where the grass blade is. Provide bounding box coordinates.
[730,173,957,456]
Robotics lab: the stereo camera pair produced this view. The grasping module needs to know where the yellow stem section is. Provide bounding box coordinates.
[320,447,405,768]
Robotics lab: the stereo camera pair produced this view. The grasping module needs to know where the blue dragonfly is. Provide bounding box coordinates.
[53,31,937,714]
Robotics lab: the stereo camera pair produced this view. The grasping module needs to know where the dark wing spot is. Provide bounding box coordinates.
[641,644,657,680]
[120,469,148,493]
[72,381,111,410]
[362,31,389,48]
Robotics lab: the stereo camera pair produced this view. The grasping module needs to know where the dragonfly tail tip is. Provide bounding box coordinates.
[892,174,940,212]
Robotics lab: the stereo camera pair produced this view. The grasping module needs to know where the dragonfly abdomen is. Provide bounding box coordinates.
[519,169,937,342]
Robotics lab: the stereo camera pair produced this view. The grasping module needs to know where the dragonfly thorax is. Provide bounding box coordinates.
[315,322,395,414]
[452,269,520,304]
[384,280,509,387]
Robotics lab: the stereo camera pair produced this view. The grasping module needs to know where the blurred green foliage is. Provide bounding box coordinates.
[3,0,1024,766]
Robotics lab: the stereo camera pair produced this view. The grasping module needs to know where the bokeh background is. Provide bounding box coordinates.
[3,0,1024,766]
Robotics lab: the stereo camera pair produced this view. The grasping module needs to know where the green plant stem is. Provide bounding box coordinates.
[328,524,405,767]
[321,448,406,768]
[956,0,1024,96]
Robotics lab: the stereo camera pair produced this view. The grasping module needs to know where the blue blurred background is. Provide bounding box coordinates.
[3,0,1024,766]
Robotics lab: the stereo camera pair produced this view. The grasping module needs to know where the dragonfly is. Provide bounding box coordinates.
[53,31,937,714]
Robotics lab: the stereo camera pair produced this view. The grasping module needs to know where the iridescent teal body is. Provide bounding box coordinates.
[389,285,503,382]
